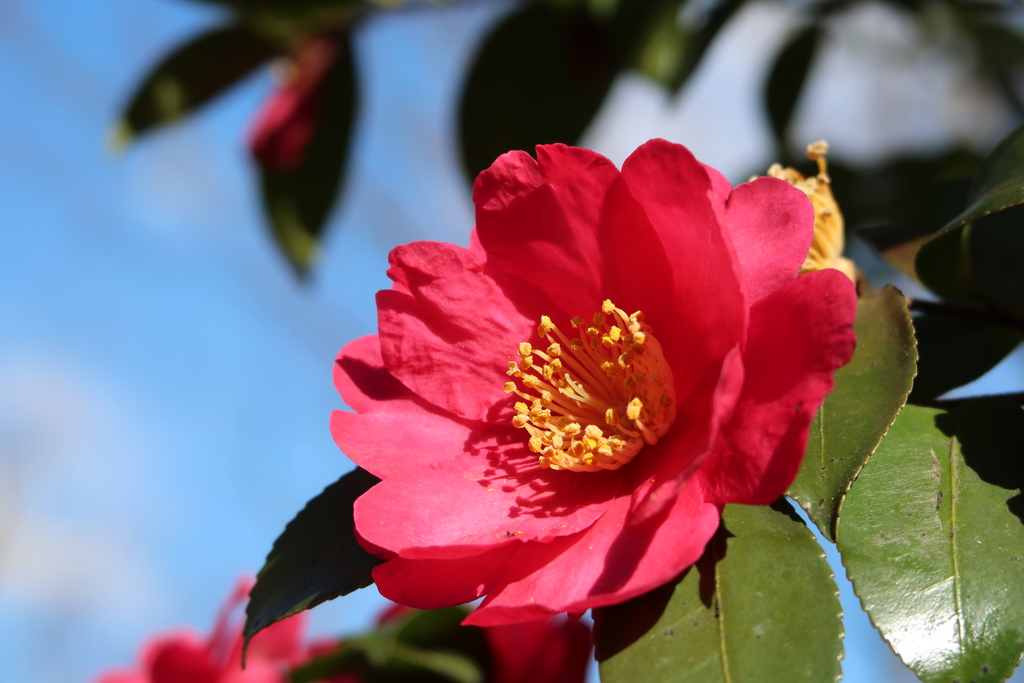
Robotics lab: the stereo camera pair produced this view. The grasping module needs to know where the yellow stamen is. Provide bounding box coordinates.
[505,300,677,472]
[766,140,856,282]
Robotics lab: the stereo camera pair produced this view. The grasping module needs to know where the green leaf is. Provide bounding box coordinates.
[595,500,843,683]
[764,24,819,151]
[930,118,1024,240]
[631,0,691,89]
[789,285,917,541]
[837,401,1024,683]
[290,608,485,683]
[458,2,619,179]
[258,33,357,277]
[382,643,483,683]
[916,205,1024,316]
[911,312,1024,400]
[115,25,278,145]
[244,467,382,649]
[672,0,746,94]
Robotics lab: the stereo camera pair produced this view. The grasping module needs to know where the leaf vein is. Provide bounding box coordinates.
[947,435,966,663]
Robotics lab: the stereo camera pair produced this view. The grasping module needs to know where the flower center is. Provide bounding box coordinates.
[503,300,677,472]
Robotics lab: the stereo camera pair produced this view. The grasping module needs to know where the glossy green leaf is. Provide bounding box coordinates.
[458,2,618,179]
[289,607,486,683]
[837,401,1024,683]
[916,205,1024,317]
[258,33,356,277]
[244,467,382,649]
[932,120,1024,239]
[764,24,818,151]
[595,500,843,683]
[912,312,1024,400]
[789,285,917,541]
[115,25,278,144]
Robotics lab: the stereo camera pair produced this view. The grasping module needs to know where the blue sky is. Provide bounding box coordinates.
[0,0,1021,682]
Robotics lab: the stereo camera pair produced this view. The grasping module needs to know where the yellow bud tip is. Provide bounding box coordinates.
[806,139,829,161]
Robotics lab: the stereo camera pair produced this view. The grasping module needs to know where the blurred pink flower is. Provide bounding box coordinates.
[248,38,338,172]
[95,578,307,683]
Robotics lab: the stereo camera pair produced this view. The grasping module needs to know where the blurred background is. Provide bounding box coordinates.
[2,0,1023,681]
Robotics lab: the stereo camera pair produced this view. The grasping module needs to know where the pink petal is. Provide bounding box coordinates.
[371,544,517,609]
[619,140,747,401]
[724,177,815,305]
[142,632,218,683]
[332,335,425,415]
[473,145,618,317]
[465,480,721,625]
[377,241,535,422]
[353,440,623,558]
[331,409,480,479]
[628,345,745,522]
[697,269,857,505]
[702,162,733,202]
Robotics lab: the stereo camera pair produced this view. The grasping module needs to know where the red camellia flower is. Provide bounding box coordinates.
[95,578,309,683]
[331,140,857,626]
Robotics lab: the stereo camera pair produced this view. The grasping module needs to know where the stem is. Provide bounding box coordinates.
[912,392,1024,408]
[907,299,1024,333]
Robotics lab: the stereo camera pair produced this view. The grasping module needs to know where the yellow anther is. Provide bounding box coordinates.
[505,301,677,472]
[507,361,521,377]
[503,382,516,394]
[766,140,855,282]
[538,316,554,337]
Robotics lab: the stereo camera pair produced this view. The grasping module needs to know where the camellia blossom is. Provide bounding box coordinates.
[331,139,858,626]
